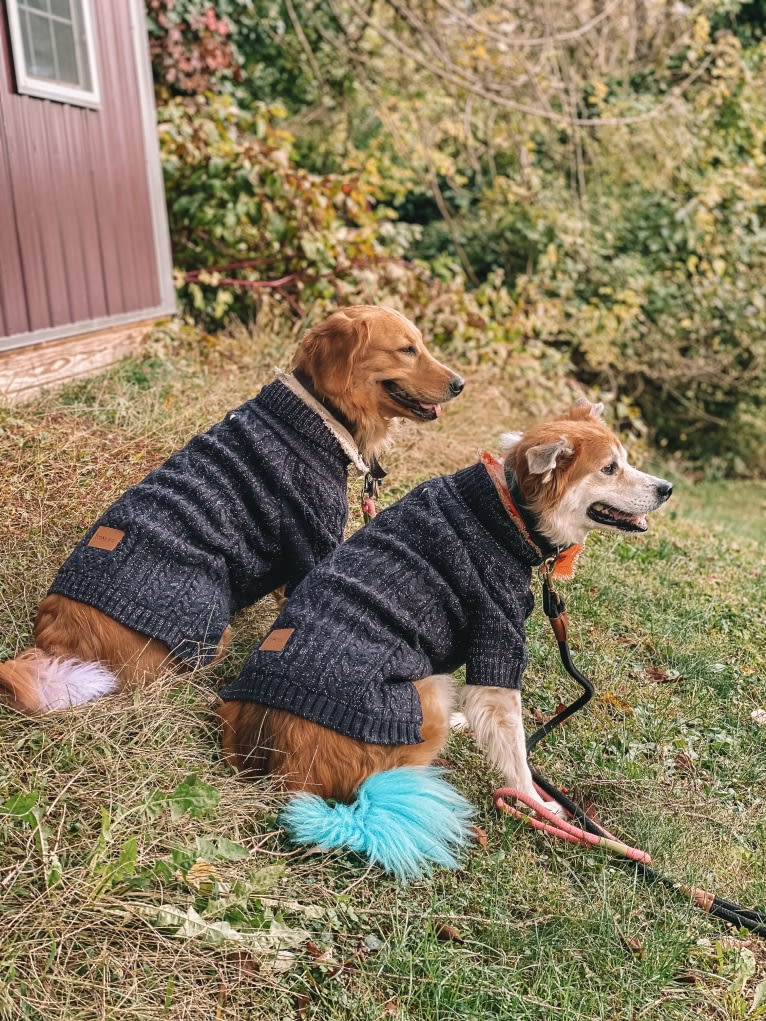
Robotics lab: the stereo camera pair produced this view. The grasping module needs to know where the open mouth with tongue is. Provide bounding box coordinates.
[587,501,648,533]
[382,381,442,420]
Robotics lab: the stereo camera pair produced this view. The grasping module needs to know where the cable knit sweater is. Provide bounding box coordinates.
[219,462,543,744]
[49,378,360,667]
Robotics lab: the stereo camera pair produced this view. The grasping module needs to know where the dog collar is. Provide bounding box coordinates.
[479,451,583,579]
[292,367,358,438]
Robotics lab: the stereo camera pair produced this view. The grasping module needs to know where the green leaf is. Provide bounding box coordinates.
[141,775,221,824]
[167,775,221,821]
[3,791,41,822]
[139,904,310,951]
[752,978,766,1016]
[729,946,757,994]
[194,835,250,862]
[246,864,285,894]
[92,836,138,896]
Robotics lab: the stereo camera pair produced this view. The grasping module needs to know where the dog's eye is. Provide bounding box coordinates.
[601,461,618,475]
[399,346,417,356]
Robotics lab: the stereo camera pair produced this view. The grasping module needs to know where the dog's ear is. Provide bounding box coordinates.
[569,398,605,421]
[293,309,371,394]
[525,437,574,483]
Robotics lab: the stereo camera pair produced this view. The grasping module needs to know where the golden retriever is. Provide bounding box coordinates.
[0,305,463,713]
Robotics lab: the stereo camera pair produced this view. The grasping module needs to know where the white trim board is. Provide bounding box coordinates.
[128,0,176,316]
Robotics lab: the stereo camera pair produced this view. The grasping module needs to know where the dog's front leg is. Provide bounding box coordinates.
[463,687,563,816]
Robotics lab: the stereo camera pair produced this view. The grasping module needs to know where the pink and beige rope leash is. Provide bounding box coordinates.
[493,786,651,864]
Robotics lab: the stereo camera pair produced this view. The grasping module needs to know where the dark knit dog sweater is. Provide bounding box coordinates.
[49,379,355,667]
[219,462,543,744]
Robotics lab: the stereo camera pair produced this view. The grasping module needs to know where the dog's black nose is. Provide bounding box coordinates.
[656,480,673,501]
[448,375,465,396]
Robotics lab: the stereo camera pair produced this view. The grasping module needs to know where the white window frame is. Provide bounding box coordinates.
[5,0,101,108]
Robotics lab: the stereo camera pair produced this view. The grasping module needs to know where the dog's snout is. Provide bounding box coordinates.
[448,375,465,397]
[656,480,673,502]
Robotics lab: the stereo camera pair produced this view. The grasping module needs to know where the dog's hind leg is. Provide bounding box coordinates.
[0,594,183,713]
[392,673,455,765]
[463,686,563,815]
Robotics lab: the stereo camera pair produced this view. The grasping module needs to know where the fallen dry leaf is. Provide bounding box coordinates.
[751,709,766,726]
[617,635,642,648]
[435,923,464,943]
[226,951,260,978]
[619,934,646,958]
[304,941,334,964]
[568,786,605,827]
[673,753,698,776]
[600,691,634,715]
[294,992,311,1020]
[645,666,683,684]
[673,971,699,985]
[469,825,488,848]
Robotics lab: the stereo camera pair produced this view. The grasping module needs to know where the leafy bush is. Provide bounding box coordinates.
[146,0,241,96]
[158,96,396,324]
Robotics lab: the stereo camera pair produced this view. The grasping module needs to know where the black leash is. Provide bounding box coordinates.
[527,567,766,937]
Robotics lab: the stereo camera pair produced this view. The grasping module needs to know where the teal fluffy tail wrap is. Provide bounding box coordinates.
[279,766,475,881]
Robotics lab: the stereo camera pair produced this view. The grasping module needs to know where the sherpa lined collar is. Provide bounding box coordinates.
[275,370,369,477]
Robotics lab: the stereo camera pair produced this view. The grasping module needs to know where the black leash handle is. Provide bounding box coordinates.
[526,575,766,937]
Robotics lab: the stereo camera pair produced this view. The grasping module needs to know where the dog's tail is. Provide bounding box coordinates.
[0,648,117,713]
[279,766,475,881]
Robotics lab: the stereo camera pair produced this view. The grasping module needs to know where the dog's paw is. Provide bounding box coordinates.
[535,798,567,820]
[449,711,469,732]
[512,784,567,820]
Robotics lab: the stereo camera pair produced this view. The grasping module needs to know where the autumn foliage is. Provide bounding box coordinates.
[147,1,766,474]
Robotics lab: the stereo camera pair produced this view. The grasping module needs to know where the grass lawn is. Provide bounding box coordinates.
[1,321,764,1020]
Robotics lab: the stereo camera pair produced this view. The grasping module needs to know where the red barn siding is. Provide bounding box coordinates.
[0,2,171,345]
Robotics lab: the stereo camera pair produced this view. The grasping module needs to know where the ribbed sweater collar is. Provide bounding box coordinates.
[453,463,545,568]
[255,377,358,473]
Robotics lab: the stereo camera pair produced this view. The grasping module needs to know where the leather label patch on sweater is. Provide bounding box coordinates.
[259,628,294,652]
[88,526,125,551]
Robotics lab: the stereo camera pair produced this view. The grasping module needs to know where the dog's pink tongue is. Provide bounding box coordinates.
[421,403,441,418]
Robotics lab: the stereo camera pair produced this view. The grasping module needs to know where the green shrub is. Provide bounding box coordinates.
[158,96,396,325]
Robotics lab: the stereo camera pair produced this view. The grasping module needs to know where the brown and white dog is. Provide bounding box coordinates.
[0,305,463,714]
[218,400,672,878]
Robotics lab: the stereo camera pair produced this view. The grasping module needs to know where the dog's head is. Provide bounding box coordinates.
[292,306,464,458]
[502,399,673,548]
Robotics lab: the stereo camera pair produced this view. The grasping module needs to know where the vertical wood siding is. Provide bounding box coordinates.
[0,3,162,339]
